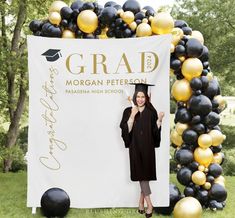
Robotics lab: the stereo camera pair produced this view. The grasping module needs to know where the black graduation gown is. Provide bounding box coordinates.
[120,106,161,181]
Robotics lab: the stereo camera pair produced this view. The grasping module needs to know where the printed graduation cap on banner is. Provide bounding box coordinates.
[129,83,155,94]
[41,49,61,62]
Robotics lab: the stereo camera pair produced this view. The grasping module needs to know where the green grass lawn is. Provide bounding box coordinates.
[0,172,235,218]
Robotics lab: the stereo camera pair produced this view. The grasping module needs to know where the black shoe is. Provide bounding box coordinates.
[138,209,145,214]
[145,212,152,218]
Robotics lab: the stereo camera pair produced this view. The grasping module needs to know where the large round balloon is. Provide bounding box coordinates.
[191,123,205,135]
[171,79,192,102]
[173,197,202,218]
[77,10,98,33]
[208,163,223,178]
[99,6,117,26]
[203,79,220,99]
[154,183,181,215]
[195,189,209,205]
[194,147,213,167]
[175,148,193,165]
[41,188,70,217]
[177,167,192,186]
[184,186,195,197]
[209,184,227,202]
[151,12,174,35]
[186,38,203,58]
[188,94,212,116]
[182,58,203,81]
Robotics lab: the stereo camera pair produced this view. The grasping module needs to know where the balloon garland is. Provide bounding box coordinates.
[29,0,227,215]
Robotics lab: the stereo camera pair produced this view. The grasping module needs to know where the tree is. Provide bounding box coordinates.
[171,0,235,95]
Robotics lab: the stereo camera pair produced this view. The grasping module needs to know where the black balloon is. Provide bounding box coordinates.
[122,0,141,14]
[143,5,155,12]
[210,144,222,153]
[209,200,223,210]
[196,189,209,205]
[191,123,206,135]
[175,45,186,57]
[182,26,192,35]
[199,46,209,62]
[113,4,122,10]
[61,7,73,20]
[182,129,198,144]
[41,188,70,217]
[189,94,212,116]
[184,186,195,197]
[200,76,209,90]
[175,108,192,123]
[204,111,220,128]
[80,2,95,11]
[174,20,188,28]
[175,148,193,165]
[71,0,83,10]
[177,167,192,186]
[135,12,145,21]
[186,38,203,58]
[189,161,200,172]
[209,184,227,202]
[104,1,117,7]
[190,78,202,91]
[208,163,223,178]
[170,57,181,71]
[29,20,43,32]
[154,184,181,215]
[41,22,62,38]
[203,79,220,99]
[99,6,117,26]
[206,175,215,183]
[191,115,201,124]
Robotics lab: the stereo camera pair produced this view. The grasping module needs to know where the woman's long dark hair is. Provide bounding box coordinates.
[132,91,157,114]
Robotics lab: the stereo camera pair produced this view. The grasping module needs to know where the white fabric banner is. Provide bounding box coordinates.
[27,35,171,208]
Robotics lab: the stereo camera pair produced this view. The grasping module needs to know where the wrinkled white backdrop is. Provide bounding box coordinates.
[27,35,171,208]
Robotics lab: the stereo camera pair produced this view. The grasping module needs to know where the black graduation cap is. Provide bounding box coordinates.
[41,49,61,62]
[129,83,155,94]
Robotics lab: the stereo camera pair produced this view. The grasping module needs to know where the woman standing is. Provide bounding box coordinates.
[120,83,164,218]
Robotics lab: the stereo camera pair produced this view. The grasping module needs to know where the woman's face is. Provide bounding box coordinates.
[136,92,146,107]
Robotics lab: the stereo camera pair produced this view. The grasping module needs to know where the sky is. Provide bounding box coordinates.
[97,0,176,9]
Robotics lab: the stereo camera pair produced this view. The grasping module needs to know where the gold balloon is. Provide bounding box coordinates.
[171,28,184,46]
[194,147,213,167]
[122,11,135,24]
[212,152,224,164]
[198,165,205,172]
[62,30,75,38]
[207,72,214,81]
[129,22,137,31]
[192,170,206,185]
[175,122,188,135]
[49,1,67,13]
[170,69,174,76]
[151,12,174,34]
[179,56,186,62]
[136,23,152,37]
[170,43,175,53]
[208,130,226,146]
[142,18,149,23]
[198,134,212,149]
[204,167,209,173]
[77,10,98,34]
[203,182,211,190]
[214,180,225,187]
[214,95,226,111]
[170,129,183,146]
[182,58,203,81]
[149,16,154,22]
[171,79,192,101]
[215,175,225,183]
[48,12,61,26]
[117,9,124,15]
[173,197,202,218]
[191,30,204,44]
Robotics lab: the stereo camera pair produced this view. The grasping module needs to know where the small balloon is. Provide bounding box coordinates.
[182,129,198,145]
[192,171,206,185]
[175,148,194,165]
[175,108,192,123]
[171,129,183,147]
[49,1,68,13]
[136,23,152,37]
[194,147,213,167]
[198,134,212,149]
[191,30,204,44]
[182,58,203,81]
[62,29,75,38]
[122,11,135,24]
[177,167,192,186]
[208,130,226,146]
[175,122,189,135]
[171,28,184,46]
[49,12,61,26]
[77,10,98,33]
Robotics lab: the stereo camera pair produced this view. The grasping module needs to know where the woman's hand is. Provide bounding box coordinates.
[158,112,165,122]
[130,106,138,119]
